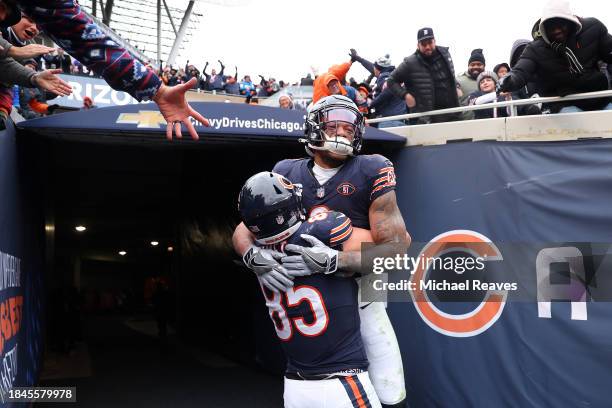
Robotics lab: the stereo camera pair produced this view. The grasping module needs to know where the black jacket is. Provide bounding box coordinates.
[387,46,459,123]
[504,17,612,112]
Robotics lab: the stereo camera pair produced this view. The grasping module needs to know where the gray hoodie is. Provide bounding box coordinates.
[538,0,582,44]
[0,35,36,87]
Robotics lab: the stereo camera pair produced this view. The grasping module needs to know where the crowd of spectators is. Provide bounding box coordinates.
[155,59,290,101]
[311,0,612,126]
[2,0,611,125]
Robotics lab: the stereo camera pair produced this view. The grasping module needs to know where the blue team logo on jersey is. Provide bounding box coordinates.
[336,182,356,196]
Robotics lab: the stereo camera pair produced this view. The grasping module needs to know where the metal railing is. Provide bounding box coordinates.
[366,90,612,124]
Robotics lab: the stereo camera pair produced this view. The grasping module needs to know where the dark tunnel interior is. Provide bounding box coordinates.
[30,135,398,406]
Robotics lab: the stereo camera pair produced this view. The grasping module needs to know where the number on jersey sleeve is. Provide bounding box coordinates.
[302,211,353,248]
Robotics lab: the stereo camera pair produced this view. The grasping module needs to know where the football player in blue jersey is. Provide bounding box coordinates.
[239,171,381,408]
[233,95,410,408]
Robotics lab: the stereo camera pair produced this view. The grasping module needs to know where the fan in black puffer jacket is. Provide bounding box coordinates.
[499,0,612,113]
[385,27,461,124]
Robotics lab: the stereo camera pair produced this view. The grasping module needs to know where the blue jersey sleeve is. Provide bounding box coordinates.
[361,154,397,202]
[272,159,298,177]
[300,211,353,248]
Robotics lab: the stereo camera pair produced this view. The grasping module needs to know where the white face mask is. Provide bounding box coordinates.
[305,104,361,156]
[322,134,354,156]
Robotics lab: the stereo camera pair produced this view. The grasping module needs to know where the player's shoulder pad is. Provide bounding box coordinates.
[356,154,394,178]
[272,158,306,176]
[302,211,353,248]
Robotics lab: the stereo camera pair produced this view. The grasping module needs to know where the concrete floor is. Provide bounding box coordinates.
[38,314,283,407]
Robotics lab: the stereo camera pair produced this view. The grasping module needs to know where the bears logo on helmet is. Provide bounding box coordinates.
[238,172,306,245]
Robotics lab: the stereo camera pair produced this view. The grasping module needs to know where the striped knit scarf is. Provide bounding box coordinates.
[550,41,585,76]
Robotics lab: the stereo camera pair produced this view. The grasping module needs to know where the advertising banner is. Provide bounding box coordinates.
[0,121,45,406]
[389,140,612,407]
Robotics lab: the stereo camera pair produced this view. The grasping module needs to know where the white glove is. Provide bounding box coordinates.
[282,234,339,276]
[242,245,294,293]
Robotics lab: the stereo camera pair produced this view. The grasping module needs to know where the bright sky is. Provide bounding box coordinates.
[181,0,608,84]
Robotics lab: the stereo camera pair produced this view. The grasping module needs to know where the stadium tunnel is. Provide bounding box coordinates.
[4,102,405,404]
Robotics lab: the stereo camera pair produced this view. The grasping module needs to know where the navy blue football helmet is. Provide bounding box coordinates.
[302,95,365,156]
[238,172,305,245]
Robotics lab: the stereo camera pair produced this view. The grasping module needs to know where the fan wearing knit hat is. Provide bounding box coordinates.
[476,71,498,92]
[467,71,513,119]
[349,49,408,126]
[456,48,486,105]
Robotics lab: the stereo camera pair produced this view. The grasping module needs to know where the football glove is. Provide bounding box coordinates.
[282,234,339,276]
[242,246,293,293]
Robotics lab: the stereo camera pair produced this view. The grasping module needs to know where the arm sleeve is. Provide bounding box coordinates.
[0,57,36,87]
[0,36,12,58]
[354,55,375,75]
[473,92,497,105]
[304,212,353,248]
[28,99,50,114]
[505,45,539,90]
[326,212,353,248]
[328,62,352,82]
[20,0,161,101]
[369,81,394,110]
[271,159,295,177]
[596,19,612,63]
[387,61,409,99]
[364,155,397,202]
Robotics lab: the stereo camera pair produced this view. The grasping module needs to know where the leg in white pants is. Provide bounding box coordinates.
[284,372,382,408]
[359,302,406,405]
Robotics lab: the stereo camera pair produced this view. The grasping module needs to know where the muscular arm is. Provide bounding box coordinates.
[232,222,256,256]
[338,191,411,274]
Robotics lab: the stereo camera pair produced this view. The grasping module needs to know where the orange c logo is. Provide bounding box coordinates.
[410,230,506,337]
[277,175,294,189]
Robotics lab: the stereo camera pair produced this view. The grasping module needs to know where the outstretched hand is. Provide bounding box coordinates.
[32,69,72,96]
[152,77,210,141]
[496,75,510,95]
[9,44,55,59]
